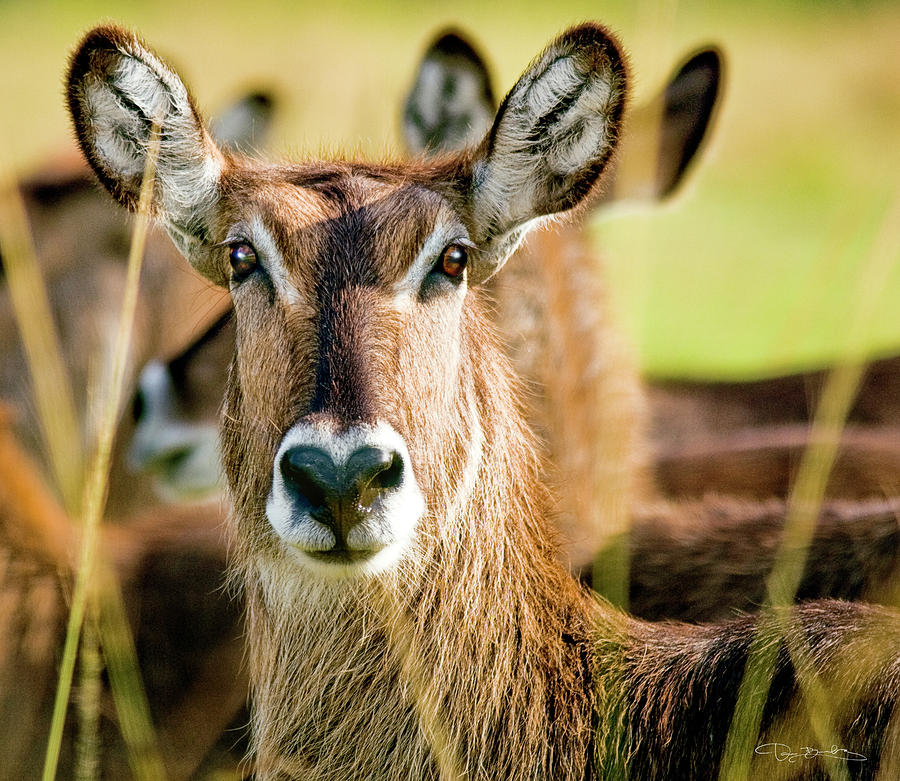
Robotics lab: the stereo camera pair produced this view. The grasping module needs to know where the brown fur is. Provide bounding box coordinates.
[488,221,650,573]
[651,362,900,499]
[67,24,900,779]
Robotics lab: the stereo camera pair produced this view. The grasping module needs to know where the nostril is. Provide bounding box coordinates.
[372,452,403,492]
[280,448,338,512]
[346,447,404,507]
[278,444,406,523]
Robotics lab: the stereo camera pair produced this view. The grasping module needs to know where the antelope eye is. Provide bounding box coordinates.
[439,243,468,279]
[228,242,258,282]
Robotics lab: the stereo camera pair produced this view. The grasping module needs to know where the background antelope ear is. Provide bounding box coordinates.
[66,25,224,257]
[654,47,722,198]
[608,46,723,204]
[466,23,628,282]
[403,30,495,155]
[211,89,278,154]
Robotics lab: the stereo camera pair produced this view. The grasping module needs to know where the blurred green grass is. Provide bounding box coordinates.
[1,0,897,380]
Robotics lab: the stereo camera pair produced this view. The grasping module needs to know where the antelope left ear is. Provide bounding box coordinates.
[66,25,224,262]
[465,24,628,282]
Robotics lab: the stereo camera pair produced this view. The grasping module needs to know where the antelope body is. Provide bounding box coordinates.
[68,23,900,779]
[0,91,276,513]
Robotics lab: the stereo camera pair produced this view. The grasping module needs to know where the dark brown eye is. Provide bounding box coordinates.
[439,243,468,279]
[229,242,258,281]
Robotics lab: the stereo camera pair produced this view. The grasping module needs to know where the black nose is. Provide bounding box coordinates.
[280,446,403,541]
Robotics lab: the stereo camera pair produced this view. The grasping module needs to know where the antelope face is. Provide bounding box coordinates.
[211,169,478,575]
[67,24,627,578]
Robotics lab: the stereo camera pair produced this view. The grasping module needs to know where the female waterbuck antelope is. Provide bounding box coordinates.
[68,23,900,779]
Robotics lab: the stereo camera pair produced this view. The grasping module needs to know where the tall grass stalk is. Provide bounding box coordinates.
[98,569,167,780]
[41,128,166,781]
[0,157,82,515]
[718,188,900,781]
[75,616,103,781]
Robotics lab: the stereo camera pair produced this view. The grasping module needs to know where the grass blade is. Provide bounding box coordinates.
[718,187,900,781]
[42,127,164,781]
[0,154,82,516]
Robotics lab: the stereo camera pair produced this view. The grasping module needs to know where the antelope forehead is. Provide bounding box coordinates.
[225,176,462,296]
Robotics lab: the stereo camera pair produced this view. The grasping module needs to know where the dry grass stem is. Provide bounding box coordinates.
[98,571,167,780]
[0,155,82,514]
[42,128,165,780]
[719,188,900,781]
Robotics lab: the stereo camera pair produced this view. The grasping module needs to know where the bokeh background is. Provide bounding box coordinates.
[1,0,898,379]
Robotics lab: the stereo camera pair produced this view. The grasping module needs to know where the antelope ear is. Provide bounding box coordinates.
[66,25,224,259]
[609,46,722,203]
[403,30,495,155]
[466,24,627,282]
[211,90,278,154]
[654,47,722,197]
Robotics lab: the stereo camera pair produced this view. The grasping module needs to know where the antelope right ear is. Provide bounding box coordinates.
[463,24,628,283]
[609,46,723,203]
[66,25,224,262]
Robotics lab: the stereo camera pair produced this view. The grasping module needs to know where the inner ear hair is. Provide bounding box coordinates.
[66,25,222,226]
[469,23,628,257]
[403,29,496,155]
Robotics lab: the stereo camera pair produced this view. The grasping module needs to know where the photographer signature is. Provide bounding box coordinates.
[755,743,867,763]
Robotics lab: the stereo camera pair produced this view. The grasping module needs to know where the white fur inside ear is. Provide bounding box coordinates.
[78,41,223,239]
[405,59,493,153]
[545,71,614,176]
[415,61,446,129]
[84,73,150,177]
[472,49,621,245]
[84,52,182,178]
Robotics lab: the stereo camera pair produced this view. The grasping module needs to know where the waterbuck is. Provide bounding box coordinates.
[68,23,900,779]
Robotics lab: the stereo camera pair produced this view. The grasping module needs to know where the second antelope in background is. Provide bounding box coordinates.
[0,89,276,777]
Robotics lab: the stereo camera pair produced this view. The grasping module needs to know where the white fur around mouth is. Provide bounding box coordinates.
[266,420,425,577]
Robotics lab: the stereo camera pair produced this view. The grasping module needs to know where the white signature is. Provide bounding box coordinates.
[755,743,867,763]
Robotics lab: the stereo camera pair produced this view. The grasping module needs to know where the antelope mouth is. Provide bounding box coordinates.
[305,546,382,564]
[266,420,425,576]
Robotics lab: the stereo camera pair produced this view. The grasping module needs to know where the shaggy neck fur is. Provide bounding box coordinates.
[232,302,624,780]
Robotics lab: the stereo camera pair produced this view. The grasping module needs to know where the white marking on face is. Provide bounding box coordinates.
[447,396,485,527]
[391,221,469,310]
[240,215,304,305]
[266,420,425,578]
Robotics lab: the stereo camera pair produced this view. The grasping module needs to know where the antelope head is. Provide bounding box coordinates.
[67,24,627,582]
